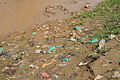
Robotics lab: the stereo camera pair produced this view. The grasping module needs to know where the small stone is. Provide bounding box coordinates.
[35,45,40,48]
[98,39,106,49]
[69,73,78,78]
[112,71,120,78]
[109,34,116,39]
[3,68,16,75]
[78,62,88,66]
[35,50,44,53]
[94,75,103,80]
[58,64,66,67]
[29,64,34,68]
[69,38,76,41]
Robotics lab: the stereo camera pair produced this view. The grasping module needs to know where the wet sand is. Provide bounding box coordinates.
[0,0,103,35]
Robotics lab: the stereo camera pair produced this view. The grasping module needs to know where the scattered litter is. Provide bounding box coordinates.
[29,64,34,68]
[69,73,78,78]
[35,45,40,48]
[78,62,88,66]
[84,4,93,8]
[51,74,59,78]
[69,38,76,41]
[68,53,76,57]
[40,72,50,78]
[18,65,24,68]
[0,48,4,52]
[98,39,106,49]
[89,38,98,43]
[29,64,39,69]
[63,58,70,62]
[58,56,66,61]
[48,45,63,53]
[94,75,103,80]
[32,32,37,35]
[73,26,84,30]
[35,49,44,53]
[112,71,120,78]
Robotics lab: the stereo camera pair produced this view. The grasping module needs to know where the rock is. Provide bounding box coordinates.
[3,68,16,75]
[98,39,106,49]
[69,73,78,78]
[94,75,103,80]
[29,64,34,68]
[69,38,76,41]
[58,64,66,67]
[109,34,116,40]
[112,71,120,78]
[35,49,44,53]
[78,62,88,66]
[35,45,40,48]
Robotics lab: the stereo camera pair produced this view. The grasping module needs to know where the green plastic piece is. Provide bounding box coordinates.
[18,65,24,68]
[73,26,84,30]
[32,32,37,35]
[89,38,98,43]
[48,45,62,53]
[63,58,70,62]
[0,48,4,52]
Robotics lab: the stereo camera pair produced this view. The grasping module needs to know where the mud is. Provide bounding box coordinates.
[0,0,103,35]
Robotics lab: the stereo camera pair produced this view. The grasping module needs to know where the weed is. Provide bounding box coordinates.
[96,47,109,53]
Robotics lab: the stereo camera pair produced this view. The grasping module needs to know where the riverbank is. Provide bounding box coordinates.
[0,0,120,80]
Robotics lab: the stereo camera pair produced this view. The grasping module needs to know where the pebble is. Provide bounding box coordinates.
[94,75,103,80]
[112,71,120,78]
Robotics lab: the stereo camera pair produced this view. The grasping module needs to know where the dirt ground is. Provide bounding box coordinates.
[0,15,120,80]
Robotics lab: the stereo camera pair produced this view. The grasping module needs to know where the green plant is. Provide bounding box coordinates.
[90,53,101,60]
[96,47,109,53]
[16,55,23,60]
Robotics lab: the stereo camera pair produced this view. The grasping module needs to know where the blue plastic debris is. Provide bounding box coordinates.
[89,38,98,43]
[0,48,4,52]
[51,74,59,78]
[48,45,63,53]
[32,32,37,35]
[73,26,84,30]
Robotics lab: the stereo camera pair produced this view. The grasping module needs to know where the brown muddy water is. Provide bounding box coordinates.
[0,0,103,35]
